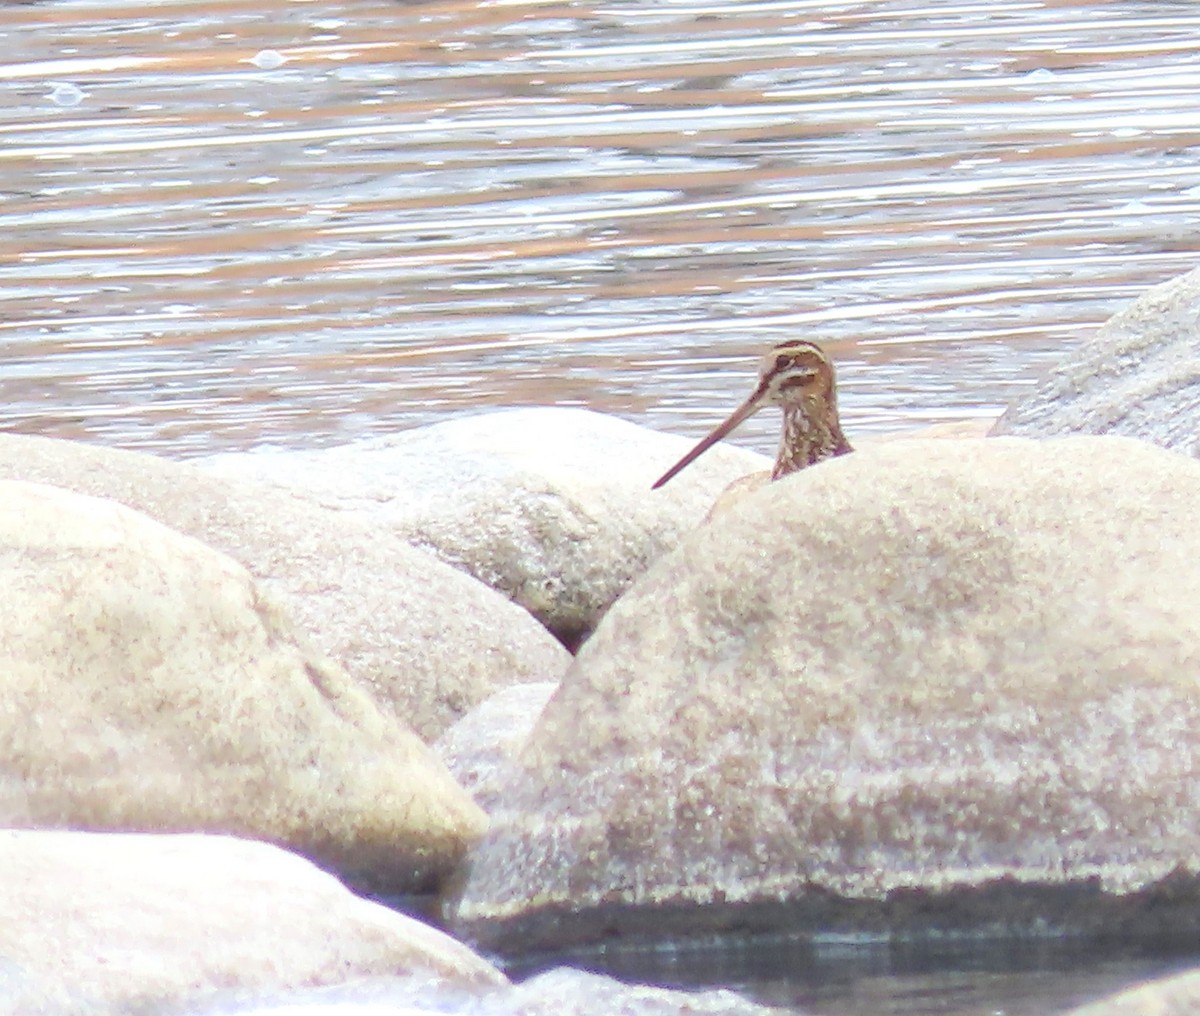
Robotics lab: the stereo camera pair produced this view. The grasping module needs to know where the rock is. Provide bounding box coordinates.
[434,683,558,812]
[197,408,770,648]
[879,418,996,440]
[0,830,503,1016]
[707,420,997,521]
[0,434,569,741]
[1,480,483,892]
[1064,969,1200,1016]
[704,469,772,520]
[448,436,1200,951]
[992,266,1200,455]
[0,964,85,1016]
[182,965,786,1016]
[496,967,787,1016]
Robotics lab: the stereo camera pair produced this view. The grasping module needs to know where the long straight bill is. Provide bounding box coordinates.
[651,383,767,489]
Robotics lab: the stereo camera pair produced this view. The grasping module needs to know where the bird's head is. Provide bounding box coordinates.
[754,340,837,409]
[652,340,842,490]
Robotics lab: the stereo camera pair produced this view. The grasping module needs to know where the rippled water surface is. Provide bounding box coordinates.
[4,0,1200,458]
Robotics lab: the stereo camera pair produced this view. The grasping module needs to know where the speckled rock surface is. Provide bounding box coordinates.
[434,682,558,812]
[448,436,1200,949]
[992,266,1200,454]
[0,434,569,740]
[198,407,770,647]
[1,481,484,891]
[0,830,503,1016]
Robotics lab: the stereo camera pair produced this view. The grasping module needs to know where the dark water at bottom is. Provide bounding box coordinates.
[502,934,1200,1015]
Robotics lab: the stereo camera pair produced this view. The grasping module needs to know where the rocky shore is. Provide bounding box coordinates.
[5,267,1200,1015]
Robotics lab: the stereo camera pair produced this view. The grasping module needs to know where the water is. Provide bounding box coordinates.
[5,1,1200,1010]
[505,936,1199,1015]
[3,0,1200,459]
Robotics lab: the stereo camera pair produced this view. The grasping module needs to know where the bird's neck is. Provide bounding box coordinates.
[772,396,853,480]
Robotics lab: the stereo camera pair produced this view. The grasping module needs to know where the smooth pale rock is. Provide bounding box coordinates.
[449,436,1200,950]
[0,964,85,1016]
[0,830,503,1016]
[433,683,558,812]
[992,266,1200,454]
[198,408,770,648]
[498,968,786,1016]
[878,417,996,440]
[0,434,569,740]
[1,481,484,891]
[1064,969,1200,1016]
[181,963,786,1016]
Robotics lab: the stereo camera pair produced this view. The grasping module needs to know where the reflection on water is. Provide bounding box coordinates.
[2,0,1200,458]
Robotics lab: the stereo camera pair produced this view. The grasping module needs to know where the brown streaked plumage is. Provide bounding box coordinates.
[652,340,852,490]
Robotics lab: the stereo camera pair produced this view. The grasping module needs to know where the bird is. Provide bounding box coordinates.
[652,339,853,490]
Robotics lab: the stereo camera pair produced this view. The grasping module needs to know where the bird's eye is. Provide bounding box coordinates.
[774,355,792,372]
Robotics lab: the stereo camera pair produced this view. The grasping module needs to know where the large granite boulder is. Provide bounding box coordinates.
[0,830,502,1016]
[198,407,770,648]
[2,480,484,892]
[0,434,569,740]
[448,436,1200,950]
[992,266,1200,455]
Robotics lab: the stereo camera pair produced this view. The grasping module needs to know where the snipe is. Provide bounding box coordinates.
[652,339,852,489]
